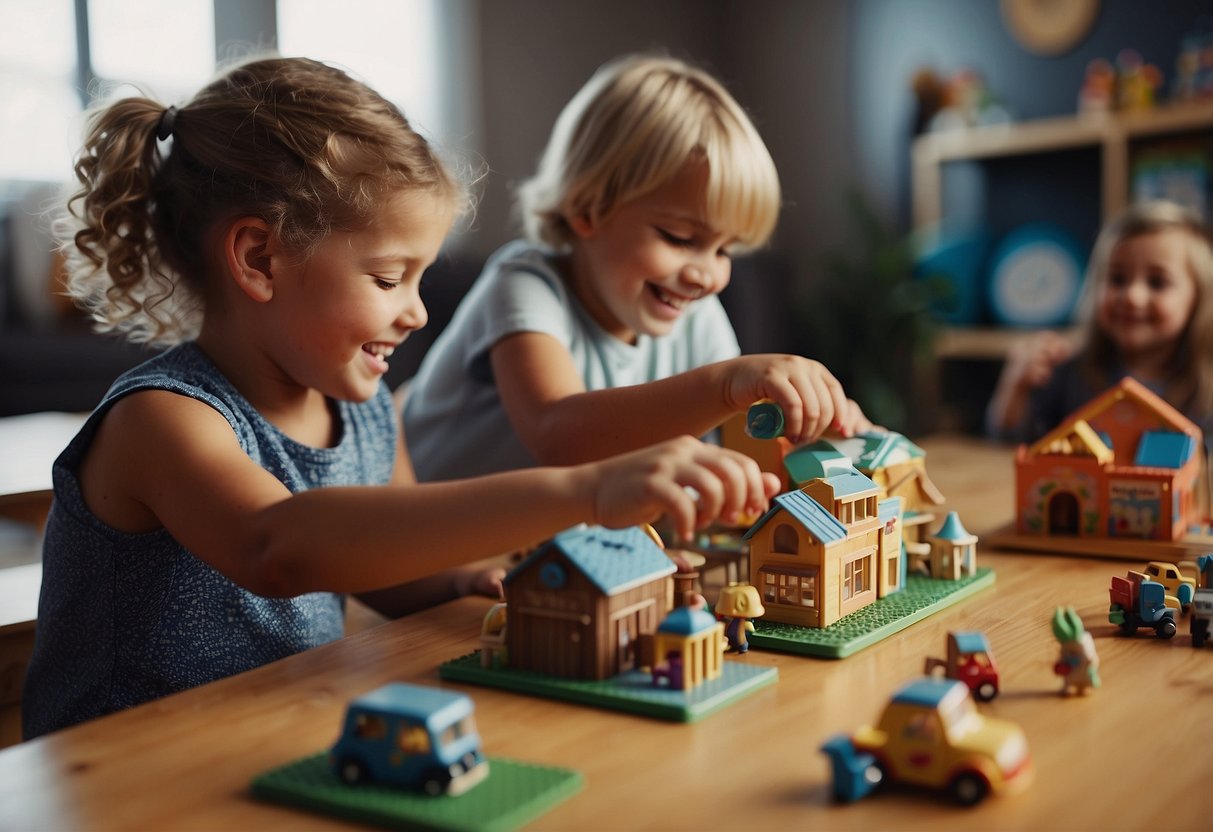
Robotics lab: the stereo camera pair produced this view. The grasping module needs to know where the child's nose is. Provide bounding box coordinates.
[680,259,724,294]
[397,296,428,331]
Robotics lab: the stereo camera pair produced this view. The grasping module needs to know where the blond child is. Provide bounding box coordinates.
[986,200,1213,443]
[404,54,869,483]
[22,57,778,738]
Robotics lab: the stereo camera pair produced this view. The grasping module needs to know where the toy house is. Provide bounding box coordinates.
[928,512,978,580]
[650,604,725,691]
[743,466,905,629]
[1015,377,1202,542]
[782,432,946,568]
[503,525,675,681]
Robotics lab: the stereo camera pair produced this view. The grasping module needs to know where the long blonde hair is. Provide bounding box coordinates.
[64,56,465,345]
[1077,200,1213,416]
[515,53,781,254]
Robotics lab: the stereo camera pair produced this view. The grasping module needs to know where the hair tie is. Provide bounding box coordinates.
[156,106,178,141]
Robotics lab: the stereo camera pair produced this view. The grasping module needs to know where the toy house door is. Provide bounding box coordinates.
[1047,491,1080,535]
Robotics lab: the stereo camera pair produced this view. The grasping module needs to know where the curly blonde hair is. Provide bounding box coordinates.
[1076,199,1213,416]
[514,54,781,253]
[63,56,465,345]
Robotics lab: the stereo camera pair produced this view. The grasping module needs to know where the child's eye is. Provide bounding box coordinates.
[657,228,692,246]
[1106,271,1129,288]
[1147,272,1172,291]
[373,277,401,291]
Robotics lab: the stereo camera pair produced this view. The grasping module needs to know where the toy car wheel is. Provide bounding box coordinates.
[1156,619,1177,639]
[422,769,452,796]
[337,757,368,786]
[974,682,998,702]
[948,771,989,806]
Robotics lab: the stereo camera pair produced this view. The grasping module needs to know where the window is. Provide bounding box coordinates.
[842,554,871,600]
[772,523,799,555]
[760,568,816,608]
[277,0,447,144]
[0,0,214,183]
[398,724,431,754]
[353,713,386,740]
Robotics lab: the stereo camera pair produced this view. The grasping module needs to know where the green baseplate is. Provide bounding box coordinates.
[748,568,996,658]
[251,753,582,832]
[439,653,777,722]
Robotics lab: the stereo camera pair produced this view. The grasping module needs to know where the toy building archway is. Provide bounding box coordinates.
[1047,491,1080,535]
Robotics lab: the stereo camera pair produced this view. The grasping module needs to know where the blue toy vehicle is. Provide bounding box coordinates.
[330,683,489,796]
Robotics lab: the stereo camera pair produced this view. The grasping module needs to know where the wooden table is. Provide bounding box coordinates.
[2,435,1211,830]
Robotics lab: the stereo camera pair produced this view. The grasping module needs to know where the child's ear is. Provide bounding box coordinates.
[223,217,275,302]
[567,211,596,239]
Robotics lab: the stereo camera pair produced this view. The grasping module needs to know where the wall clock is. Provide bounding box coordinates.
[1000,0,1100,56]
[987,223,1086,327]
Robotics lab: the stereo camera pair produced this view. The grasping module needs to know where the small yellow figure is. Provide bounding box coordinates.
[715,583,765,654]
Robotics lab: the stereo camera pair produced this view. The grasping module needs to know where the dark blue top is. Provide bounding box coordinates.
[22,343,397,738]
[994,355,1213,452]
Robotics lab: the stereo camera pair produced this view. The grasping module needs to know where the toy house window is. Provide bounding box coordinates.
[773,523,799,555]
[842,555,871,600]
[760,568,816,607]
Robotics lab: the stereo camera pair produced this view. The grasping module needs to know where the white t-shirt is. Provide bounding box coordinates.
[404,239,741,481]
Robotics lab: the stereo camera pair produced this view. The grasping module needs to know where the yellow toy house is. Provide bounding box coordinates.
[743,466,905,629]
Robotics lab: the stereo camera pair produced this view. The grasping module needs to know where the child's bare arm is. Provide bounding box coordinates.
[492,332,863,463]
[986,331,1074,437]
[80,390,777,599]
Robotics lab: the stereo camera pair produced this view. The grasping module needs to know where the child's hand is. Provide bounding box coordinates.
[1005,332,1073,394]
[723,354,853,444]
[584,436,780,542]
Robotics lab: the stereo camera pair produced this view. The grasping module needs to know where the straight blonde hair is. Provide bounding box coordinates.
[515,54,781,253]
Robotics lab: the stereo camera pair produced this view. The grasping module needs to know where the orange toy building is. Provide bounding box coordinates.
[1015,378,1202,543]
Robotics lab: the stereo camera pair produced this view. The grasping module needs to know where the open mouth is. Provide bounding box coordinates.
[648,284,697,310]
[361,342,396,373]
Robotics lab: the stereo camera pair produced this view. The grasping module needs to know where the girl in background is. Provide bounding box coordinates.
[404,53,869,483]
[23,56,778,738]
[987,200,1213,443]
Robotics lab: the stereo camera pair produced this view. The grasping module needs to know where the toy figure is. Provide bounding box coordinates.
[715,583,765,654]
[1051,606,1100,696]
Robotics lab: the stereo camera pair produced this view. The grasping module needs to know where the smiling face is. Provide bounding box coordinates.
[1094,228,1198,371]
[266,188,454,402]
[564,159,736,343]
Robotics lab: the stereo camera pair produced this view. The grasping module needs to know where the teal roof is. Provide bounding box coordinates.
[507,525,675,596]
[1134,430,1196,469]
[933,511,975,542]
[952,631,991,654]
[784,446,852,484]
[352,683,473,727]
[658,606,718,635]
[878,496,904,522]
[743,488,847,544]
[851,430,925,470]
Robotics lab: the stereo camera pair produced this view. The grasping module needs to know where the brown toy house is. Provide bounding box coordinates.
[1015,377,1203,542]
[503,525,675,681]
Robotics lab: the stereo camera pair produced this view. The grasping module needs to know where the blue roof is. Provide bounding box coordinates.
[743,488,847,544]
[824,468,878,498]
[952,631,991,654]
[1134,430,1196,469]
[892,677,964,708]
[852,431,925,469]
[933,511,974,541]
[351,683,473,727]
[658,606,718,635]
[508,525,675,595]
[878,496,903,522]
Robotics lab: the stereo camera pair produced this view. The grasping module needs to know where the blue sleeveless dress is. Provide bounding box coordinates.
[22,343,397,738]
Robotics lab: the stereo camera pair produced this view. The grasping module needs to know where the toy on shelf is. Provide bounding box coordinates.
[820,677,1032,806]
[713,583,764,654]
[1108,570,1178,639]
[251,682,583,830]
[330,683,488,795]
[439,525,777,722]
[1051,607,1100,695]
[1191,554,1213,648]
[999,377,1209,561]
[923,631,1000,701]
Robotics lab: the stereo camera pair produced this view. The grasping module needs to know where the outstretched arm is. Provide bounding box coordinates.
[491,331,869,465]
[79,390,778,599]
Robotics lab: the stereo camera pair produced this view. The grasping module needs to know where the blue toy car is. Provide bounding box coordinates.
[330,683,489,796]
